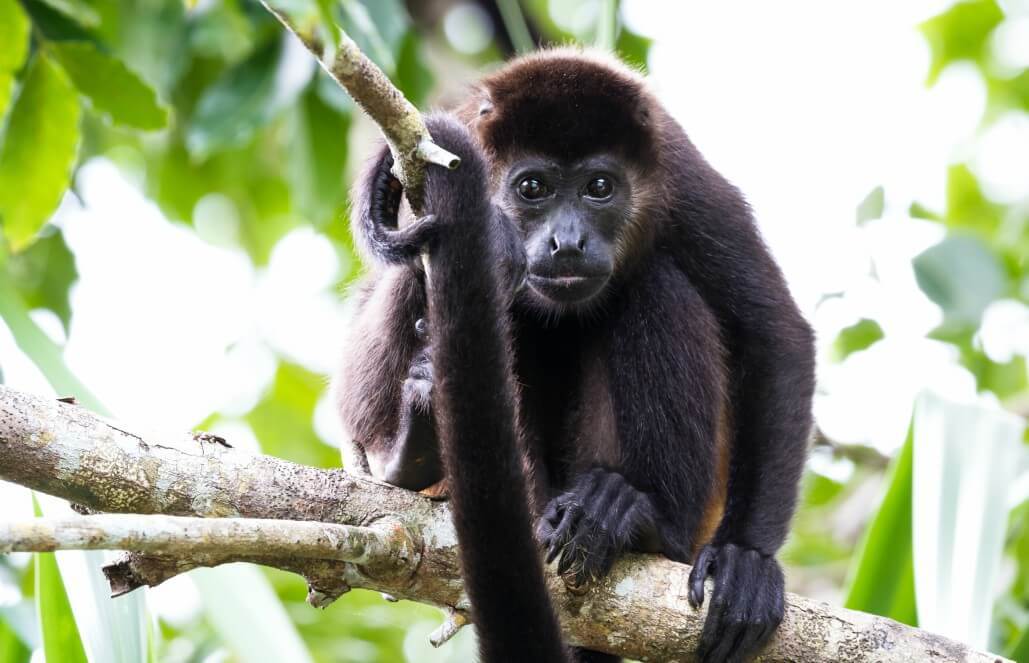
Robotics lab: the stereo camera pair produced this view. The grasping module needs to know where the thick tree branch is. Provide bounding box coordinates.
[0,386,1011,662]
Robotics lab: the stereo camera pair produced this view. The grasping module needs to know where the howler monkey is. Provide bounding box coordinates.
[336,49,815,663]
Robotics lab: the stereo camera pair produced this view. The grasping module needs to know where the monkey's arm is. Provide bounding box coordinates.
[669,169,814,663]
[672,193,814,558]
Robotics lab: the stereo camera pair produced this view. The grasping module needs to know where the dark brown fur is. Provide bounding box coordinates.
[336,48,814,663]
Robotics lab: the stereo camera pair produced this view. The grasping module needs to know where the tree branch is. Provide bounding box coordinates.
[260,1,458,211]
[0,386,1011,662]
[0,514,405,566]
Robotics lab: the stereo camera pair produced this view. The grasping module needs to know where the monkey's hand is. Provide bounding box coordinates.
[687,543,785,663]
[536,468,660,588]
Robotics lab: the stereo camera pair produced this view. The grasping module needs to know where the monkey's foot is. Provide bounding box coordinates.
[687,543,785,663]
[536,468,659,587]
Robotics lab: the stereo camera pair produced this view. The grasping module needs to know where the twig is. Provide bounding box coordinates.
[0,386,1012,663]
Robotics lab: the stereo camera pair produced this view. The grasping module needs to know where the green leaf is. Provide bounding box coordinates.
[908,201,942,221]
[615,28,652,71]
[911,392,1024,647]
[843,428,917,625]
[287,83,350,226]
[0,55,81,252]
[35,551,88,663]
[340,0,408,71]
[36,0,99,27]
[192,565,314,663]
[245,361,339,468]
[187,38,303,158]
[0,0,30,119]
[944,164,1001,233]
[832,318,884,361]
[0,278,105,412]
[50,41,169,130]
[0,0,30,73]
[1008,629,1029,663]
[394,31,433,109]
[5,226,78,331]
[0,617,30,663]
[913,235,1007,328]
[920,0,1004,84]
[856,186,884,225]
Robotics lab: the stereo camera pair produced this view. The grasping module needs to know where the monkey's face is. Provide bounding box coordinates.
[501,153,630,308]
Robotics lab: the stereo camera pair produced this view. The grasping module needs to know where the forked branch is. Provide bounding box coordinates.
[0,386,1011,663]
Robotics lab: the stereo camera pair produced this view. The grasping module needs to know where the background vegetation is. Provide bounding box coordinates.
[0,0,1027,661]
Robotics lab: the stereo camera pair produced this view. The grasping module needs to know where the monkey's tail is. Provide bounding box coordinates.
[420,114,568,663]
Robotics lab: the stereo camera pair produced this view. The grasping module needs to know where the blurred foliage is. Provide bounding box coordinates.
[843,431,917,626]
[0,0,1027,660]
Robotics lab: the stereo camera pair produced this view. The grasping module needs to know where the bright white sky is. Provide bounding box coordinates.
[3,0,1029,462]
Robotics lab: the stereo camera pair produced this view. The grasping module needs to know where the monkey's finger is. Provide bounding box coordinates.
[688,545,717,608]
[546,503,582,563]
[583,471,629,525]
[706,549,760,663]
[729,556,784,661]
[696,545,739,661]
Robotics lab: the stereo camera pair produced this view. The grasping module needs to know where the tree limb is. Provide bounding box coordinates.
[260,0,458,211]
[0,386,1011,662]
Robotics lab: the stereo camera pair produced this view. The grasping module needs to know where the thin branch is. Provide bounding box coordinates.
[0,514,404,566]
[260,1,458,210]
[0,386,1012,663]
[813,428,891,470]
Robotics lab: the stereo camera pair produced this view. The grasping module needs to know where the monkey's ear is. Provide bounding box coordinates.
[633,104,651,131]
[477,95,494,117]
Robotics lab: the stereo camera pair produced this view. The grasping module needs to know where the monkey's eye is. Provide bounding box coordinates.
[585,177,613,199]
[517,177,550,201]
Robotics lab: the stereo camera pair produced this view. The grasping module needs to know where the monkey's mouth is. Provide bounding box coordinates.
[526,273,609,304]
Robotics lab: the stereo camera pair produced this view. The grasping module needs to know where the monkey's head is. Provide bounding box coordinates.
[458,49,664,312]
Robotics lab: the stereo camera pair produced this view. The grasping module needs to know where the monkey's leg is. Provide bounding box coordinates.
[372,347,444,492]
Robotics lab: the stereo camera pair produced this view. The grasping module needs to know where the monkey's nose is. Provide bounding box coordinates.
[550,233,586,257]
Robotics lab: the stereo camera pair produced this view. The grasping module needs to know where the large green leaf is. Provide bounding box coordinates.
[187,38,304,158]
[36,0,98,27]
[35,540,88,663]
[913,235,1007,328]
[1009,625,1029,662]
[0,617,30,663]
[287,83,351,227]
[50,41,169,130]
[920,0,1004,84]
[843,428,917,625]
[0,0,30,120]
[0,55,81,252]
[911,391,1024,648]
[192,565,314,663]
[4,226,78,331]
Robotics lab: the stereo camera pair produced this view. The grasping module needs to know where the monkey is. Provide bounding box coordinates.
[335,48,816,663]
